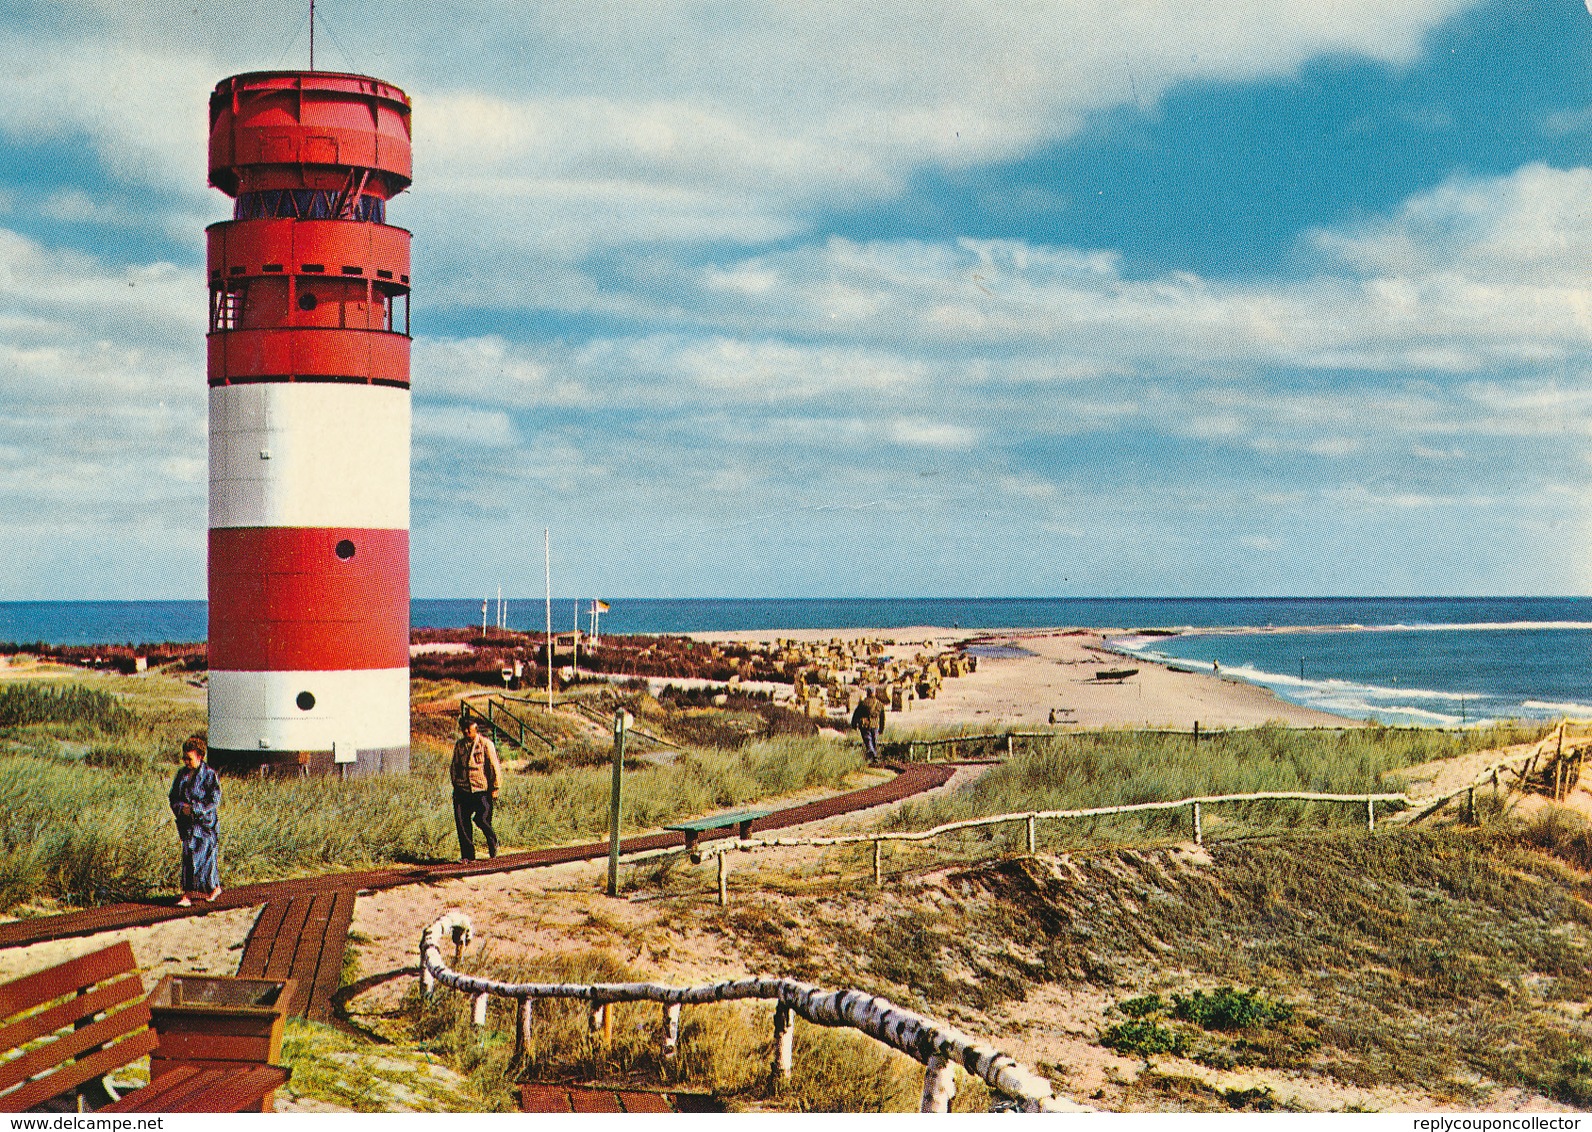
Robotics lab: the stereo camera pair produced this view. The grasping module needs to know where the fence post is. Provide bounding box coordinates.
[451,925,467,968]
[421,965,435,996]
[717,852,729,906]
[1025,815,1036,855]
[663,1003,681,1059]
[873,840,882,886]
[589,1002,607,1035]
[607,712,627,898]
[1466,786,1476,825]
[472,992,489,1027]
[920,1053,956,1113]
[513,998,534,1062]
[1366,798,1375,831]
[1192,801,1202,846]
[773,1002,795,1081]
[1006,734,1014,758]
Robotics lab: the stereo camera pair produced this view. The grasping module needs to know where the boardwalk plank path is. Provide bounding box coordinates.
[236,889,356,1021]
[520,1084,721,1113]
[0,764,956,952]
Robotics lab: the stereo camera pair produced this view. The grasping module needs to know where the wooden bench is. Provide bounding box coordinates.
[664,809,773,858]
[0,941,289,1113]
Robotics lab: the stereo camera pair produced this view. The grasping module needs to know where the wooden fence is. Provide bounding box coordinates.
[418,911,1087,1114]
[627,790,1409,904]
[626,723,1589,905]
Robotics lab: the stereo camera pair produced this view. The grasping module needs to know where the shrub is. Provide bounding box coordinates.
[1102,1019,1185,1059]
[1116,994,1167,1019]
[1172,987,1293,1032]
[1555,1052,1592,1107]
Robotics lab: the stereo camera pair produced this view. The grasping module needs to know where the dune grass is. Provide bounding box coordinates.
[0,683,134,730]
[0,728,863,912]
[881,722,1547,853]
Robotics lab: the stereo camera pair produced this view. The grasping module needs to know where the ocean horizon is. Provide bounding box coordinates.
[4,596,1589,728]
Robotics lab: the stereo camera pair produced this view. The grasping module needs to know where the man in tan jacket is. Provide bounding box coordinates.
[851,688,887,762]
[451,717,503,860]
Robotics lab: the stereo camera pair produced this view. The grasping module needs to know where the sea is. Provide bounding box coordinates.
[3,597,1590,728]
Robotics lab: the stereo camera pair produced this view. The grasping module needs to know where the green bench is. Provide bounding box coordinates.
[664,809,773,857]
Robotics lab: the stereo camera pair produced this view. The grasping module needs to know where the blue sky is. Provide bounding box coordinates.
[3,0,1592,600]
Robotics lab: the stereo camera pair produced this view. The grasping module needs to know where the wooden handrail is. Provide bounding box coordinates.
[419,912,1086,1114]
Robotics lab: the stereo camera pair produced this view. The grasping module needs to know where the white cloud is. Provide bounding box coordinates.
[883,418,978,449]
[19,0,1592,598]
[414,406,518,447]
[0,1,1477,257]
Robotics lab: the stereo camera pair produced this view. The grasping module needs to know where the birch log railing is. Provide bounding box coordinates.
[628,725,1590,905]
[418,912,1087,1114]
[625,790,1411,904]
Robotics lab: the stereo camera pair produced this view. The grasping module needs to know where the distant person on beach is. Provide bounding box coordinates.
[451,717,503,860]
[852,688,887,761]
[169,735,221,906]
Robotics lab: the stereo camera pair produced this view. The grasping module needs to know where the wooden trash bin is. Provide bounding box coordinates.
[146,975,295,1110]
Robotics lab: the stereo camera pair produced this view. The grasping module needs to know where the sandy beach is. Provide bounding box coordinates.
[689,625,1355,731]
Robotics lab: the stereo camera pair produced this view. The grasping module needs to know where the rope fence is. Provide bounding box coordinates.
[418,911,1088,1114]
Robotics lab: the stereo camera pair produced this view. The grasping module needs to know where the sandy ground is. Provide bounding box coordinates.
[0,905,259,988]
[691,625,1353,731]
[1391,737,1592,823]
[7,634,1584,1112]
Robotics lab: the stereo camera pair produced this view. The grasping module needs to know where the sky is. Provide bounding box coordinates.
[3,0,1592,600]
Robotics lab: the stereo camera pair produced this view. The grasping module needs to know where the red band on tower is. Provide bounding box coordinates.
[206,70,413,777]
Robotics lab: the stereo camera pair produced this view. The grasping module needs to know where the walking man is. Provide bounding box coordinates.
[851,687,887,762]
[451,717,503,860]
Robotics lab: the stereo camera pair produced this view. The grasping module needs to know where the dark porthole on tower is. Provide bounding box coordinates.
[335,539,356,560]
[298,292,318,311]
[296,691,316,711]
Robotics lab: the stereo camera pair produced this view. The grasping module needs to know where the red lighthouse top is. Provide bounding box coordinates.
[209,70,412,200]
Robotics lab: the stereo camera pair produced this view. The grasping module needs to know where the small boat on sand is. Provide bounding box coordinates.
[1094,668,1139,682]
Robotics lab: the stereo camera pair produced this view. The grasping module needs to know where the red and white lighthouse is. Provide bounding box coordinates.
[205,71,413,776]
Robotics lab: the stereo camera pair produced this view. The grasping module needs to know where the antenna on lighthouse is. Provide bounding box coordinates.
[309,0,316,70]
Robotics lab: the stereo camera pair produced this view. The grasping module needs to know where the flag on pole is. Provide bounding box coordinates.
[594,600,610,612]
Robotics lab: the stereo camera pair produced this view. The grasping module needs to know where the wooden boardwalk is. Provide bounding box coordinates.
[235,889,356,1022]
[0,763,958,952]
[520,1083,722,1113]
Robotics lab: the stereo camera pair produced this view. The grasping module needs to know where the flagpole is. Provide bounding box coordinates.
[544,528,553,710]
[573,599,580,676]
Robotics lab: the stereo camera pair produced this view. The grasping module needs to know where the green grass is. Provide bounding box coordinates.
[672,807,1591,1107]
[0,673,205,772]
[0,683,133,730]
[278,1019,481,1112]
[881,723,1547,851]
[862,818,1592,1102]
[0,728,863,912]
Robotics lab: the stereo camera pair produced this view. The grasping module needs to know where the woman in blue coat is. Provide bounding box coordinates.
[169,735,222,906]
